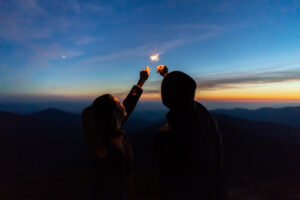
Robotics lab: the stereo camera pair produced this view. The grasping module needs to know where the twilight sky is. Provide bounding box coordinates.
[1,0,300,104]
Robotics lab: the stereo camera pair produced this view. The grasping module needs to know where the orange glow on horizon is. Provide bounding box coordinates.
[9,92,300,103]
[139,93,300,102]
[19,80,300,103]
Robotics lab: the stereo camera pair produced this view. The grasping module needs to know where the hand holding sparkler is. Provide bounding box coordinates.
[137,66,150,87]
[156,65,168,77]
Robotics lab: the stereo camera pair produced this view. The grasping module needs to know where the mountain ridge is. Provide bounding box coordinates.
[1,107,300,199]
[213,106,300,127]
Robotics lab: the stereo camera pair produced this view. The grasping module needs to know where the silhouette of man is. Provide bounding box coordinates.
[155,65,227,200]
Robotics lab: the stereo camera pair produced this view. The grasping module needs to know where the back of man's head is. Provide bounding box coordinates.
[161,71,196,109]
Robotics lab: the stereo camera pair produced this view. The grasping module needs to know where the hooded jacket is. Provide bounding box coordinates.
[155,101,227,200]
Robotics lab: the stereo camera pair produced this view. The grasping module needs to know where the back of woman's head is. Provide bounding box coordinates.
[82,94,125,157]
[92,94,118,129]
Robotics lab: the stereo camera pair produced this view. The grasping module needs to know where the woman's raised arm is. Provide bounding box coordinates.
[123,67,150,119]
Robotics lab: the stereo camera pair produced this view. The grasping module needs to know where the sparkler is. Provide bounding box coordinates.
[149,52,167,76]
[150,53,159,62]
[150,52,163,62]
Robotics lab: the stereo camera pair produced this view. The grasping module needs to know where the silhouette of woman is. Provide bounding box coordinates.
[82,67,150,200]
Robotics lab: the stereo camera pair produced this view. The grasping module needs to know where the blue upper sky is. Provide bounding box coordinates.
[1,0,300,104]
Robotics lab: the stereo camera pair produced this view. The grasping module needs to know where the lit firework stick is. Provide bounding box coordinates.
[149,52,167,76]
[150,53,159,62]
[150,52,163,62]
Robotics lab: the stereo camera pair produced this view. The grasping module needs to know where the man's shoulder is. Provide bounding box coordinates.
[194,101,210,115]
[154,123,171,141]
[195,101,217,121]
[160,123,171,132]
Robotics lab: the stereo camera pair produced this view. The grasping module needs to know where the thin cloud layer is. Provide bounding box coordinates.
[196,69,300,90]
[78,32,218,66]
[144,69,300,95]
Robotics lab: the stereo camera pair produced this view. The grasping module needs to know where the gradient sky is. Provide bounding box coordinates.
[1,0,300,104]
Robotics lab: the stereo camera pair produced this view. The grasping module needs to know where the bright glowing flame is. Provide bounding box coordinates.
[150,53,160,62]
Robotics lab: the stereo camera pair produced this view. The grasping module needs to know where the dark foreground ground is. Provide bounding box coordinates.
[1,107,300,200]
[2,172,300,200]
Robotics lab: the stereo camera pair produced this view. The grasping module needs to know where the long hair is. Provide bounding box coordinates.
[82,94,125,158]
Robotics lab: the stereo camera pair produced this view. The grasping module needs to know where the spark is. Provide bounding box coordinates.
[62,55,66,59]
[150,53,160,62]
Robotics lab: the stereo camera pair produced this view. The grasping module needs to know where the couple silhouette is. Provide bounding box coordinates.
[82,65,227,200]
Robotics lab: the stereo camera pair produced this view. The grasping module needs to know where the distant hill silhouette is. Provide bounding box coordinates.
[0,109,91,182]
[27,108,80,127]
[213,106,300,127]
[1,107,300,199]
[215,114,300,184]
